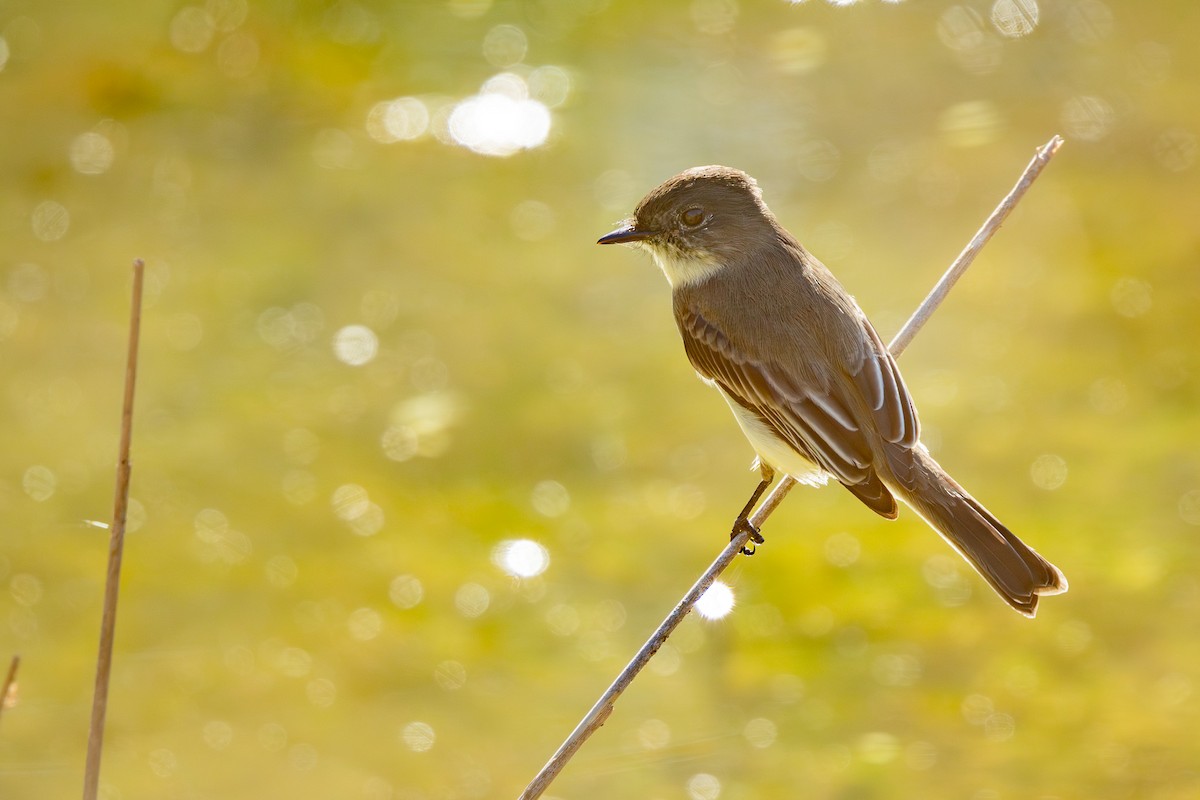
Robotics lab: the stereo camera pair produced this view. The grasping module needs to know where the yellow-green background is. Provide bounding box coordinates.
[2,1,1198,798]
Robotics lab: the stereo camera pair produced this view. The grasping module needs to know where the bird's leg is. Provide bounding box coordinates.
[732,460,775,555]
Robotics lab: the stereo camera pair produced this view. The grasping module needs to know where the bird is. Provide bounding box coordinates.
[597,165,1067,617]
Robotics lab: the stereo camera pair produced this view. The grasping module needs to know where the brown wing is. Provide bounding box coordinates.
[678,305,919,518]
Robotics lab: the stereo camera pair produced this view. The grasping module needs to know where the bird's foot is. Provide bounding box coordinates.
[731,517,765,556]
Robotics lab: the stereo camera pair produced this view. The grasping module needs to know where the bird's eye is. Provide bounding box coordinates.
[680,207,706,227]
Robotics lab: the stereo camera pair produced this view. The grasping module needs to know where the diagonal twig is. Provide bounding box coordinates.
[83,259,146,800]
[517,136,1065,800]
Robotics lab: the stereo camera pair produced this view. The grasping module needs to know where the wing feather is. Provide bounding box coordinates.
[679,307,885,486]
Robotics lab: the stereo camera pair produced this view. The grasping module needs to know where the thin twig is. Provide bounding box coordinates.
[888,135,1064,357]
[83,259,146,800]
[517,136,1065,800]
[0,655,19,724]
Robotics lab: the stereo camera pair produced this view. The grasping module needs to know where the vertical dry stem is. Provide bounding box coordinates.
[83,259,146,800]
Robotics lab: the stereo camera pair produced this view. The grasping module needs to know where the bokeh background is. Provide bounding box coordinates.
[2,0,1198,798]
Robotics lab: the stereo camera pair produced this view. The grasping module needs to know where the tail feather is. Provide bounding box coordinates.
[884,446,1067,617]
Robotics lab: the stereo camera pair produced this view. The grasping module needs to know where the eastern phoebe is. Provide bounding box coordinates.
[598,165,1067,617]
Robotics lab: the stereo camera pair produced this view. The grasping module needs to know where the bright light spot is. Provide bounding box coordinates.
[288,743,318,772]
[9,574,43,607]
[1061,94,1114,141]
[984,712,1016,741]
[350,503,384,536]
[258,722,288,751]
[448,73,550,157]
[381,426,418,462]
[277,647,312,678]
[389,574,424,608]
[691,0,738,35]
[938,6,985,50]
[307,677,337,708]
[869,141,912,183]
[190,513,252,563]
[448,0,492,18]
[0,37,8,71]
[695,581,735,620]
[937,6,1002,74]
[1030,454,1067,490]
[282,470,316,505]
[531,480,570,517]
[638,718,671,750]
[668,483,706,520]
[209,0,249,32]
[687,772,722,800]
[366,97,430,143]
[1065,0,1113,44]
[331,484,370,521]
[22,465,56,501]
[873,653,922,686]
[257,303,324,350]
[455,582,490,618]
[1179,490,1200,526]
[170,6,216,53]
[31,200,69,242]
[69,132,114,174]
[990,0,1038,38]
[939,100,1003,147]
[482,24,527,67]
[148,748,178,778]
[348,607,383,640]
[401,721,435,753]
[491,538,550,578]
[265,555,298,588]
[218,31,259,78]
[1153,128,1197,173]
[333,324,378,366]
[510,199,556,241]
[328,486,384,535]
[528,66,571,107]
[166,312,204,350]
[1110,277,1152,318]
[544,603,579,636]
[769,27,826,74]
[824,531,861,567]
[433,660,467,690]
[386,392,464,459]
[921,554,972,607]
[323,1,379,44]
[859,732,900,764]
[906,740,939,770]
[796,138,840,181]
[743,717,777,748]
[1057,619,1092,655]
[203,720,234,750]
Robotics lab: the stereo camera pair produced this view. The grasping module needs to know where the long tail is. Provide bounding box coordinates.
[884,446,1067,617]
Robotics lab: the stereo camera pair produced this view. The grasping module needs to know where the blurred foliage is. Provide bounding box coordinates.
[1,0,1199,798]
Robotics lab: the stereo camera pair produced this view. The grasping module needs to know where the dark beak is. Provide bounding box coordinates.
[597,223,654,245]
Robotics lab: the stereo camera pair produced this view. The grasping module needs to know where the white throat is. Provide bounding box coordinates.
[645,246,724,288]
